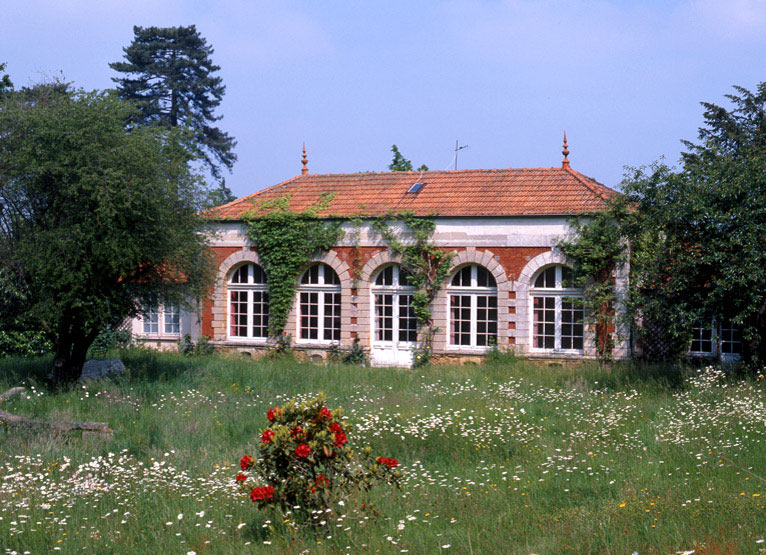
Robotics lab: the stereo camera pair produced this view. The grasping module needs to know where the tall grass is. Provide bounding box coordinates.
[0,350,764,553]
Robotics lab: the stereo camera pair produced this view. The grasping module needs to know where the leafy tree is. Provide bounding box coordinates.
[110,25,236,178]
[388,145,428,172]
[0,62,12,96]
[564,83,766,363]
[206,178,237,208]
[0,87,213,384]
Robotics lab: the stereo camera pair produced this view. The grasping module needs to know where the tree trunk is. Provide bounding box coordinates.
[51,330,98,386]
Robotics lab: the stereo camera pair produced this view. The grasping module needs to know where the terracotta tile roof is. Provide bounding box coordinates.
[205,166,618,220]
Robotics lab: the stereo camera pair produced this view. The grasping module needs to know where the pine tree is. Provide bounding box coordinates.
[0,62,13,97]
[110,25,236,178]
[206,178,237,208]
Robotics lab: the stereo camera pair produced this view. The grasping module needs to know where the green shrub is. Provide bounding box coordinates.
[237,394,400,525]
[412,345,432,368]
[341,338,368,366]
[0,329,52,357]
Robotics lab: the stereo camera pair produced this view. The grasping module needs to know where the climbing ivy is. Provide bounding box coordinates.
[243,194,343,337]
[369,213,453,350]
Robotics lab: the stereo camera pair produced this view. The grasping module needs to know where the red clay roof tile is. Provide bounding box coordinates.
[205,166,618,219]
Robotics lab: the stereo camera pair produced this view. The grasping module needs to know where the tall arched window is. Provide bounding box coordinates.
[530,265,583,351]
[229,263,269,340]
[448,265,497,347]
[297,263,341,342]
[371,265,418,344]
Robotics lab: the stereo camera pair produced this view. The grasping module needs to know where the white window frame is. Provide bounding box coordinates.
[529,265,584,354]
[689,318,743,360]
[370,265,418,348]
[227,263,270,342]
[139,304,181,339]
[447,265,498,350]
[296,263,341,344]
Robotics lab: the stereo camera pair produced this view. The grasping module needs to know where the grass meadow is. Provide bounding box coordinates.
[0,350,764,554]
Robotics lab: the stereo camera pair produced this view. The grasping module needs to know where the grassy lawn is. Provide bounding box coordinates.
[1,351,764,554]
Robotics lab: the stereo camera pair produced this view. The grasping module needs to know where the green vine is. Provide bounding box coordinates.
[243,194,344,337]
[369,212,453,350]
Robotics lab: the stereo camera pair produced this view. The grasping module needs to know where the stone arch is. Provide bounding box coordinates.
[356,250,404,346]
[290,250,354,347]
[513,250,595,355]
[210,249,265,342]
[432,248,511,352]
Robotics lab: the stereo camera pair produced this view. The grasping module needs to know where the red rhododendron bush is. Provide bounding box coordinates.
[237,394,401,525]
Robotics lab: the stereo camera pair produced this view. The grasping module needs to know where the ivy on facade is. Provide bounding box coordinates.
[369,212,454,351]
[243,194,343,337]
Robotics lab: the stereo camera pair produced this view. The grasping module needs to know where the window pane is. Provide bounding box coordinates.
[450,295,472,345]
[398,294,418,342]
[324,265,340,285]
[690,319,714,354]
[252,292,269,338]
[143,307,159,334]
[230,291,248,337]
[324,292,341,340]
[475,295,497,346]
[375,266,394,286]
[561,299,584,350]
[399,267,412,287]
[252,264,267,284]
[301,265,319,284]
[533,296,555,349]
[720,319,743,355]
[300,292,319,339]
[164,305,180,335]
[451,266,472,287]
[561,266,576,288]
[534,267,557,289]
[231,265,249,284]
[375,294,393,341]
[476,267,497,288]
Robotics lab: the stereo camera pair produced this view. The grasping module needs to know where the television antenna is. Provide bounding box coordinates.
[452,140,469,170]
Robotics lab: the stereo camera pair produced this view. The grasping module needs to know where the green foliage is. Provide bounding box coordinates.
[561,83,766,363]
[110,25,236,179]
[0,62,12,97]
[178,334,215,356]
[243,195,344,337]
[238,394,401,524]
[266,333,294,359]
[205,178,236,208]
[370,213,453,350]
[411,344,432,368]
[0,330,51,358]
[558,201,629,365]
[0,87,214,383]
[388,145,428,172]
[89,326,133,359]
[341,337,368,365]
[484,341,518,366]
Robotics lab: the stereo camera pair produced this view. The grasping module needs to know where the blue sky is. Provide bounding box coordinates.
[2,0,765,197]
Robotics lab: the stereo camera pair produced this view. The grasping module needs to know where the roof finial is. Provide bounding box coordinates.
[301,142,308,175]
[561,131,570,169]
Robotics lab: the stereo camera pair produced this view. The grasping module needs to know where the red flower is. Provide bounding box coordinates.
[329,422,343,434]
[295,444,311,457]
[315,474,330,487]
[240,455,254,471]
[267,406,282,421]
[250,485,275,502]
[376,456,398,467]
[261,429,275,443]
[290,425,304,439]
[319,407,332,420]
[333,432,347,447]
[235,473,247,482]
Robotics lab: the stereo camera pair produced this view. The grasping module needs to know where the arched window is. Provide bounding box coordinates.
[448,265,497,347]
[229,263,269,339]
[530,265,583,351]
[371,265,418,344]
[297,263,341,342]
